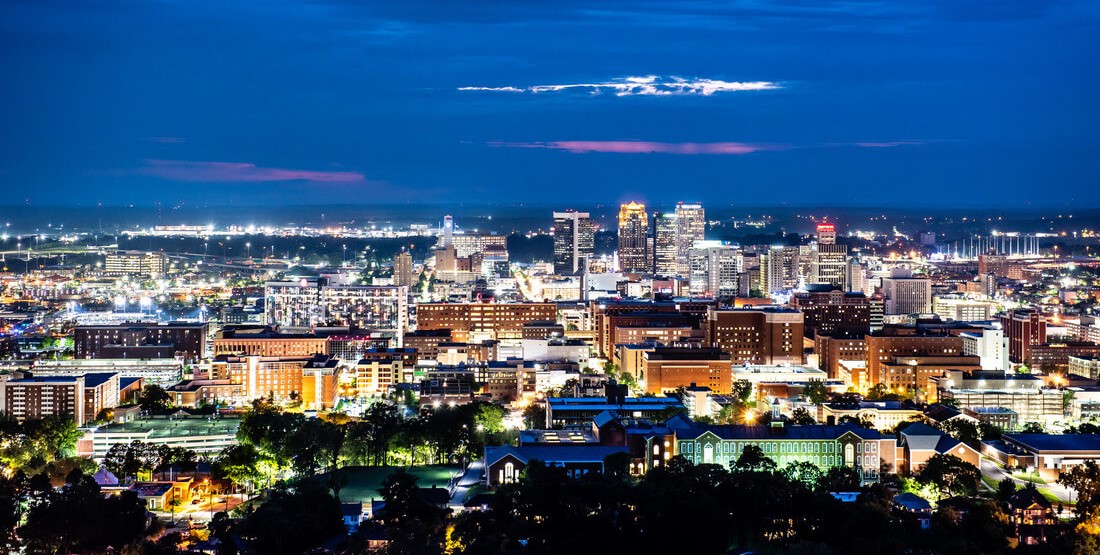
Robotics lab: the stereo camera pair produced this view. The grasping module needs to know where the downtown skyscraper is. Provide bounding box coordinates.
[652,211,678,276]
[675,202,705,278]
[617,202,649,273]
[552,210,594,275]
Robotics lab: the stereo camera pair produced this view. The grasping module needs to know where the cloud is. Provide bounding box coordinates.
[489,140,783,154]
[460,75,779,96]
[137,159,365,184]
[489,139,937,155]
[853,140,928,148]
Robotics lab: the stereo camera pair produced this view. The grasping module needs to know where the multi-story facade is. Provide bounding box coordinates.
[864,332,964,388]
[74,322,211,361]
[1069,356,1100,381]
[264,279,408,337]
[882,269,932,315]
[673,422,894,484]
[403,329,453,361]
[652,212,678,276]
[617,202,649,273]
[760,246,801,294]
[810,224,847,287]
[791,286,870,340]
[642,347,731,394]
[705,307,804,365]
[32,359,183,389]
[213,330,329,357]
[674,202,706,278]
[815,335,867,379]
[688,241,742,299]
[1028,342,1100,373]
[1,373,121,425]
[415,302,557,342]
[552,210,594,275]
[104,251,168,278]
[393,251,415,288]
[207,354,338,407]
[1000,309,1047,365]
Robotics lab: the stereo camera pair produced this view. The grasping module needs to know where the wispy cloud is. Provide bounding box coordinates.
[460,75,779,96]
[489,139,936,155]
[852,140,928,148]
[137,159,365,184]
[490,140,784,154]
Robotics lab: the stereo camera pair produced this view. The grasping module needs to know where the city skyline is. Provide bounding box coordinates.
[2,1,1099,207]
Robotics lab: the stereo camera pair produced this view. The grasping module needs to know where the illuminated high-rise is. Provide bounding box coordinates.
[811,223,848,287]
[653,212,678,276]
[552,210,594,275]
[617,202,649,273]
[674,202,705,278]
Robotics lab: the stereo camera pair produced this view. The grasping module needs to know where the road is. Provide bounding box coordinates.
[449,459,485,510]
[980,459,1075,510]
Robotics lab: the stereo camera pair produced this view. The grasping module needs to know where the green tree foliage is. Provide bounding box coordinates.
[819,465,862,492]
[789,407,816,425]
[731,445,777,473]
[19,473,147,554]
[917,454,981,499]
[1059,460,1100,518]
[377,469,450,555]
[236,480,344,555]
[803,379,829,405]
[138,385,174,414]
[996,477,1018,503]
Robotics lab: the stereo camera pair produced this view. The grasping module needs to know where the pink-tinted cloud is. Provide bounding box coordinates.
[138,159,365,184]
[853,140,927,148]
[490,140,783,155]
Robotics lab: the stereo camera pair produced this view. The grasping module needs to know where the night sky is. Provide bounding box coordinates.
[2,0,1098,208]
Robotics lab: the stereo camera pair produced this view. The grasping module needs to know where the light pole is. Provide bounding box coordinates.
[246,242,251,260]
[342,244,347,267]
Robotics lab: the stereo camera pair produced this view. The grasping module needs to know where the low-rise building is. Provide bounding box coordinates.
[983,433,1100,480]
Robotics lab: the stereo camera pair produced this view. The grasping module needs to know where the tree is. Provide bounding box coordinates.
[236,481,343,555]
[731,445,776,473]
[138,385,173,414]
[917,454,980,498]
[215,444,263,492]
[781,461,822,489]
[731,380,754,405]
[1059,460,1100,518]
[819,465,861,492]
[937,419,982,449]
[804,379,829,405]
[996,477,1018,503]
[20,475,147,554]
[1021,421,1044,433]
[790,407,816,425]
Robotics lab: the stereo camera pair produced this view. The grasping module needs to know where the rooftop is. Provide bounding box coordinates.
[1006,434,1100,452]
[94,416,241,439]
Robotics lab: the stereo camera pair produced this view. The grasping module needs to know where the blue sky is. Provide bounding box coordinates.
[1,0,1098,207]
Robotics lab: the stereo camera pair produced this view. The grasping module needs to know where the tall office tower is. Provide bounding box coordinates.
[552,210,594,275]
[688,241,743,299]
[846,258,870,295]
[442,215,454,247]
[811,223,848,287]
[617,201,650,273]
[653,212,678,276]
[393,251,415,288]
[760,246,801,294]
[675,202,706,278]
[881,268,932,315]
[999,308,1047,364]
